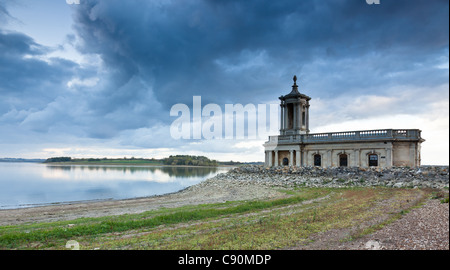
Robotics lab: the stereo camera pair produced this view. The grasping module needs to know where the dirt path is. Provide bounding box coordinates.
[342,198,449,250]
[287,193,449,250]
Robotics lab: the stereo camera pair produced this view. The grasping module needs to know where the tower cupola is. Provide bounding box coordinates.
[279,76,311,135]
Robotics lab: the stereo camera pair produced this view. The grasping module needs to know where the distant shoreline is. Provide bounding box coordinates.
[42,161,236,168]
[40,155,262,167]
[0,159,45,163]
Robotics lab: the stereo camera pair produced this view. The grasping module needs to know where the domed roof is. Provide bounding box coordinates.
[279,75,311,101]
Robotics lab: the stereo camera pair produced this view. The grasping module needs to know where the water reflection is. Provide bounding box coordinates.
[45,165,220,178]
[0,163,230,209]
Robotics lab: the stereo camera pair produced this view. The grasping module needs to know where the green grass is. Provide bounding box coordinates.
[0,187,432,250]
[430,190,449,203]
[0,189,326,249]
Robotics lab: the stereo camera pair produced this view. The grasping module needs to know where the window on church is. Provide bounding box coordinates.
[314,154,321,166]
[369,154,378,167]
[287,104,294,129]
[302,111,306,126]
[339,154,348,167]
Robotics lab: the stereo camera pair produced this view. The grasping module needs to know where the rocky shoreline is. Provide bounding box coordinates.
[211,165,449,189]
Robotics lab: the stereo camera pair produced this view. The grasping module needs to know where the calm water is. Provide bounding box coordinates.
[0,162,231,209]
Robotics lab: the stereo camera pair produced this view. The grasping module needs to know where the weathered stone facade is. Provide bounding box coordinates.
[264,77,424,168]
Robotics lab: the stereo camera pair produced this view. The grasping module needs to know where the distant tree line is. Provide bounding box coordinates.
[219,160,241,165]
[44,157,72,162]
[162,155,218,166]
[44,155,220,166]
[43,156,260,166]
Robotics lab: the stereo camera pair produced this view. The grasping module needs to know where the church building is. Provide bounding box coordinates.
[263,76,424,168]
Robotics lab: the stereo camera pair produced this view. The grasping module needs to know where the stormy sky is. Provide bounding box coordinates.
[0,0,448,164]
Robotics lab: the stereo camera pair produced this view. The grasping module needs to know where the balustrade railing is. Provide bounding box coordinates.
[267,129,422,144]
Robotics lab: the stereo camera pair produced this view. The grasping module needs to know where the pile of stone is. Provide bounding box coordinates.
[213,165,449,189]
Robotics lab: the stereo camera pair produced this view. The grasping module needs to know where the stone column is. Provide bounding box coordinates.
[327,150,332,167]
[268,151,273,167]
[305,151,309,166]
[385,147,392,168]
[280,104,284,134]
[301,150,304,166]
[289,150,294,166]
[274,151,279,166]
[305,105,310,132]
[354,149,360,167]
[409,143,417,167]
[296,150,301,166]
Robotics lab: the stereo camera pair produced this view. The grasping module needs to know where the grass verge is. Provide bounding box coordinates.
[0,187,432,250]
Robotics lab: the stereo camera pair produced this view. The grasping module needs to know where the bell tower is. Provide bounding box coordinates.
[279,75,311,135]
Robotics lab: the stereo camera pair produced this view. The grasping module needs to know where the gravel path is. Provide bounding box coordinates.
[345,198,449,250]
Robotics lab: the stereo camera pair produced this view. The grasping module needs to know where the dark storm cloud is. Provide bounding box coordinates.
[0,9,161,139]
[71,0,448,110]
[0,0,448,146]
[0,31,76,117]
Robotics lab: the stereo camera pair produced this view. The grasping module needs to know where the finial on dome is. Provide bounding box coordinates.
[293,75,297,86]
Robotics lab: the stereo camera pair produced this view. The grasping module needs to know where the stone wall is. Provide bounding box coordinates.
[215,165,449,189]
[303,141,392,167]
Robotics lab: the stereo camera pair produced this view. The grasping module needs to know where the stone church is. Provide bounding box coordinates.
[263,76,424,168]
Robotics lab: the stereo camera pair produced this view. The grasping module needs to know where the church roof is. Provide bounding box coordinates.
[279,75,311,101]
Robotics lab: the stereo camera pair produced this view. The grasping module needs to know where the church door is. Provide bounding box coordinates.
[282,157,289,166]
[339,154,348,167]
[368,154,378,167]
[314,154,321,167]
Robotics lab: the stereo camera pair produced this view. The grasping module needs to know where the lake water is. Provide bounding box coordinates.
[0,162,231,209]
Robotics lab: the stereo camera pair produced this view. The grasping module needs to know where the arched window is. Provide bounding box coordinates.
[314,154,321,167]
[287,104,294,129]
[282,157,289,166]
[339,154,348,167]
[368,154,378,167]
[302,111,306,127]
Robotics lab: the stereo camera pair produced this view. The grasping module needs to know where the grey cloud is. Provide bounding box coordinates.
[0,31,77,117]
[0,0,448,148]
[72,0,448,108]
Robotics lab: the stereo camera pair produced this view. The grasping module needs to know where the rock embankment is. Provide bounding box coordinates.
[211,165,449,189]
